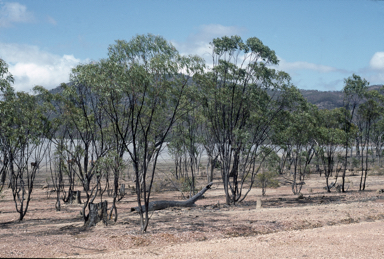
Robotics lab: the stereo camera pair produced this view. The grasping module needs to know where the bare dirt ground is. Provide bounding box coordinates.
[1,170,384,258]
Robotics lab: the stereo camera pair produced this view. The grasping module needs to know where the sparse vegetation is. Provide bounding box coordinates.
[1,34,384,238]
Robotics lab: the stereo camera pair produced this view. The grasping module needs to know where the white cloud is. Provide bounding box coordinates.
[0,2,34,27]
[276,57,345,73]
[193,24,246,41]
[172,24,246,62]
[47,15,56,25]
[370,52,384,70]
[357,52,384,85]
[0,42,81,92]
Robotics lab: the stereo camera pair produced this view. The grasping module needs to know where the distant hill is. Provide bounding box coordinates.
[299,89,344,110]
[48,83,383,110]
[300,84,383,110]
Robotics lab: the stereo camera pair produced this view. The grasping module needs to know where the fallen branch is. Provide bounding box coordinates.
[130,182,214,212]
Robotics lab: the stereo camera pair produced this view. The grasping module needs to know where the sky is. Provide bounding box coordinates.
[0,0,383,92]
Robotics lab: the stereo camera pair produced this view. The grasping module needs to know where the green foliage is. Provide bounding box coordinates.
[317,108,346,146]
[0,58,14,93]
[351,157,360,168]
[68,34,205,232]
[178,177,198,193]
[211,35,279,65]
[315,108,346,180]
[0,59,53,220]
[255,171,279,196]
[196,34,302,203]
[255,149,280,196]
[343,74,369,99]
[262,148,280,172]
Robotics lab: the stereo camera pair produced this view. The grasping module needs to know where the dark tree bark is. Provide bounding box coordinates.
[85,200,108,228]
[65,190,81,204]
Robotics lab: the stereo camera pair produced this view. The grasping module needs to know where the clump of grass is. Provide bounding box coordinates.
[369,165,384,176]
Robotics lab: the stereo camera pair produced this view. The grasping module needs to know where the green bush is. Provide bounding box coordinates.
[255,171,279,196]
[177,177,200,194]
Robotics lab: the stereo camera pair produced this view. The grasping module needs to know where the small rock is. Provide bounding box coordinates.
[256,198,262,209]
[376,189,384,194]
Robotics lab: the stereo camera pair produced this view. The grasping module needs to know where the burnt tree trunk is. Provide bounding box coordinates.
[85,200,108,228]
[118,184,125,201]
[131,182,213,212]
[55,189,61,211]
[65,190,81,204]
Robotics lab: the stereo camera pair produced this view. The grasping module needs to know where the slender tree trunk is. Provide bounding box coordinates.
[356,137,360,158]
[342,141,348,192]
[292,157,298,195]
[359,139,366,191]
[55,190,61,211]
[223,172,230,205]
[206,157,211,183]
[325,175,330,193]
[362,134,370,191]
[378,143,382,167]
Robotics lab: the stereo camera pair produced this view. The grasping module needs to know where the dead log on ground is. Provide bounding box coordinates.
[130,182,213,212]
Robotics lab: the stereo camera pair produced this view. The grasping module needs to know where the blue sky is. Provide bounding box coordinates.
[0,0,383,92]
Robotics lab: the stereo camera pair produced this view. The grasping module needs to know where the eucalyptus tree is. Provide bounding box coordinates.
[356,90,383,191]
[341,74,368,192]
[371,116,384,167]
[167,127,186,180]
[71,34,204,232]
[57,81,112,226]
[273,102,318,194]
[46,128,84,210]
[169,107,205,196]
[0,85,51,221]
[256,149,280,196]
[197,35,302,204]
[0,58,14,191]
[316,108,345,192]
[48,139,65,211]
[201,120,219,183]
[0,58,13,93]
[31,86,70,211]
[183,109,205,191]
[41,90,71,210]
[371,86,384,165]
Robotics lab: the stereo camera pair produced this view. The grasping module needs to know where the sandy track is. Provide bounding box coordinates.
[77,221,384,259]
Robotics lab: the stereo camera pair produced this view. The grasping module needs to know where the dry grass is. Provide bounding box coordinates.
[0,163,384,258]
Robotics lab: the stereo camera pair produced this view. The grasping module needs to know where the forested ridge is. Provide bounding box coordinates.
[1,34,384,233]
[48,81,383,111]
[299,85,383,110]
